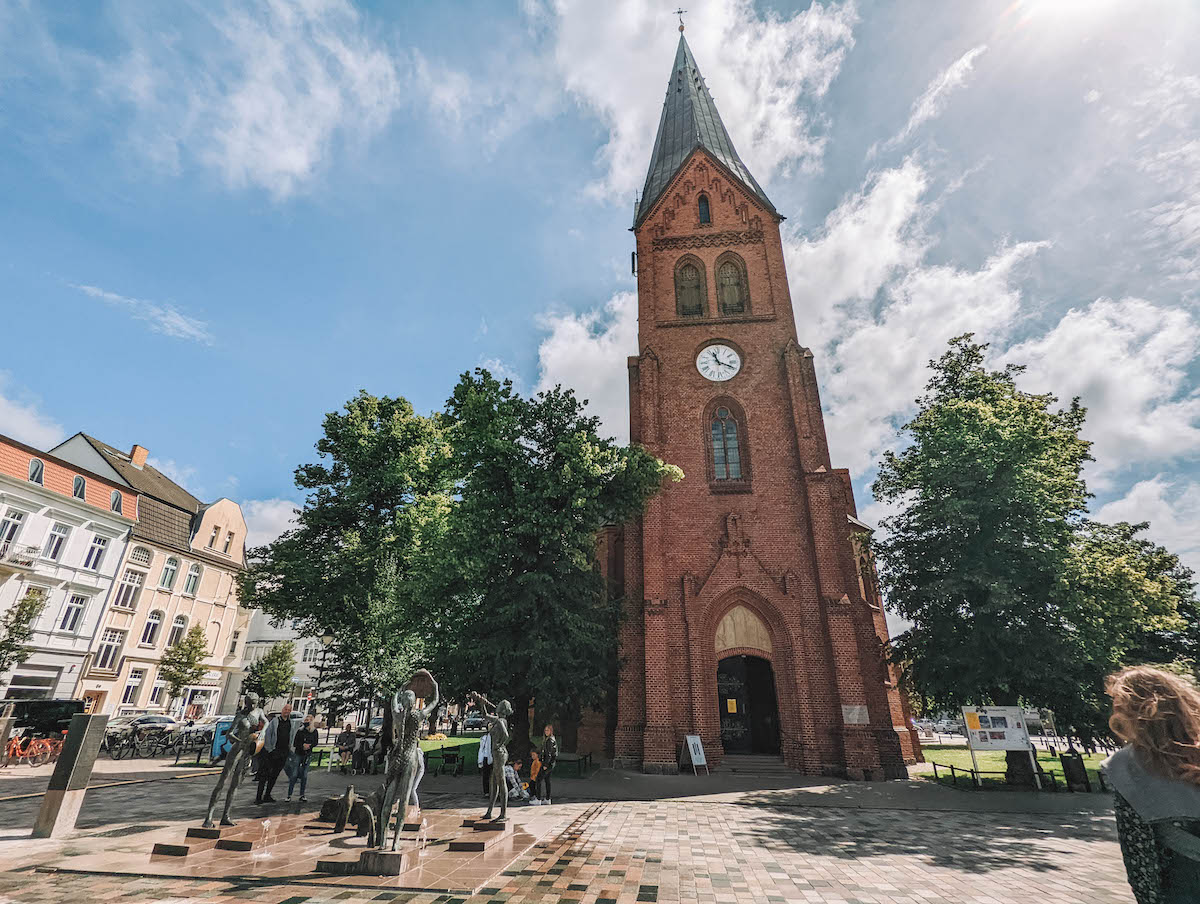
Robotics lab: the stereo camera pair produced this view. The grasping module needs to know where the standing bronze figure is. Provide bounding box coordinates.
[470,691,512,821]
[202,692,265,828]
[378,669,439,851]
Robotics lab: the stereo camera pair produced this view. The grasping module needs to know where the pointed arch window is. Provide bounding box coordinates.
[705,398,750,490]
[716,253,749,316]
[110,490,123,514]
[674,256,707,317]
[73,476,86,499]
[698,193,711,224]
[28,459,44,485]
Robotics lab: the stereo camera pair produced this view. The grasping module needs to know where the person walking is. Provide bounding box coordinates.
[536,723,558,805]
[478,728,493,797]
[288,713,319,802]
[256,703,293,804]
[1104,666,1200,903]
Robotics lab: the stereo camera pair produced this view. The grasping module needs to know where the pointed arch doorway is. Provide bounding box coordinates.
[718,655,781,754]
[713,603,781,756]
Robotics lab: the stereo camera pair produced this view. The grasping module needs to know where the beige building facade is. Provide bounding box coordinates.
[51,435,248,716]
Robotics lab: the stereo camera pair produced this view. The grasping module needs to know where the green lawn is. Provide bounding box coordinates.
[919,744,1108,790]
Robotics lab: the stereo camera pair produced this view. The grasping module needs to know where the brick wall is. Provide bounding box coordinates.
[0,436,136,519]
[607,151,919,779]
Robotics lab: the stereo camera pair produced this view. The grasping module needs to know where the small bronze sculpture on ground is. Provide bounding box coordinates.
[202,692,265,828]
[470,691,513,821]
[378,669,440,851]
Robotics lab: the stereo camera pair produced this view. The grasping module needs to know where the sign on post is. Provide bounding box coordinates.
[680,735,709,775]
[962,706,1041,789]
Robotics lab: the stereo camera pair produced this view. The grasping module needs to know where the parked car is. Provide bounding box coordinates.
[463,713,486,731]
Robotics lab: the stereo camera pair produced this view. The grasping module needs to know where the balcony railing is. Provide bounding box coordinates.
[0,541,41,574]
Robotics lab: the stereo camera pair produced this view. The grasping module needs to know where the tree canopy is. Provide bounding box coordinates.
[874,334,1197,744]
[157,624,209,709]
[0,588,46,677]
[242,639,296,702]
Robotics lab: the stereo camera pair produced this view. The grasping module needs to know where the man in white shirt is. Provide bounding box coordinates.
[478,730,492,798]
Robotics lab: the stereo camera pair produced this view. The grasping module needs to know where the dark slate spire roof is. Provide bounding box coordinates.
[634,34,777,228]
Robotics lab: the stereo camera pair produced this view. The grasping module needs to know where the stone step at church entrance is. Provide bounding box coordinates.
[714,754,795,775]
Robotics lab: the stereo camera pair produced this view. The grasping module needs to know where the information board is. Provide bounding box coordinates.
[961,706,1031,751]
[680,734,709,775]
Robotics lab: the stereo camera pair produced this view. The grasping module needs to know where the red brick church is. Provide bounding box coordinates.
[597,33,921,779]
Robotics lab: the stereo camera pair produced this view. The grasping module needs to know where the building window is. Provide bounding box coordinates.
[207,526,220,548]
[59,594,87,633]
[113,569,145,610]
[110,490,123,514]
[1,509,25,545]
[149,681,165,706]
[42,523,71,561]
[302,643,320,664]
[83,535,108,570]
[208,620,221,655]
[716,254,749,315]
[698,193,711,224]
[121,668,146,705]
[183,564,201,596]
[28,459,44,485]
[159,557,179,589]
[130,546,152,566]
[73,476,86,500]
[223,531,234,554]
[168,615,187,646]
[711,406,744,481]
[95,629,125,671]
[674,256,707,317]
[228,630,240,656]
[140,610,163,646]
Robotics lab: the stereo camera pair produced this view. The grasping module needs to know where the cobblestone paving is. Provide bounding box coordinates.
[0,797,1133,903]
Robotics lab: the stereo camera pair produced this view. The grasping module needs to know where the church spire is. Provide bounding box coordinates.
[634,34,776,228]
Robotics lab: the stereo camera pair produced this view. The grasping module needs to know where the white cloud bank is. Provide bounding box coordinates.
[241,497,300,549]
[1096,477,1200,577]
[0,375,65,450]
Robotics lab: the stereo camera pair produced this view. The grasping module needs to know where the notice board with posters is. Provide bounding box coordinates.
[962,706,1032,751]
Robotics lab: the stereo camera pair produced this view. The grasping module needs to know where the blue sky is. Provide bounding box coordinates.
[1,0,1197,576]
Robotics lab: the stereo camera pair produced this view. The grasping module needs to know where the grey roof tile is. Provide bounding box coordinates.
[634,35,776,228]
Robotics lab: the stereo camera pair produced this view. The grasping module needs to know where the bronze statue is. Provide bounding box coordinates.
[470,691,512,821]
[202,692,265,828]
[378,669,439,851]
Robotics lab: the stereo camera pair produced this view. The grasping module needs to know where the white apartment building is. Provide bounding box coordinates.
[223,610,330,713]
[0,434,136,702]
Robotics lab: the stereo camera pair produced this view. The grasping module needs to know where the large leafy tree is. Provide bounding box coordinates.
[439,370,679,754]
[242,639,296,702]
[874,335,1199,776]
[240,392,455,715]
[1055,520,1198,742]
[873,334,1092,713]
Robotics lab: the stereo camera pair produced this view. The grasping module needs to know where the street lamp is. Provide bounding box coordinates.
[311,632,334,726]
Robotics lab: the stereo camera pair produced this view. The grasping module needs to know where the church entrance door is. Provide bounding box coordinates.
[717,655,780,755]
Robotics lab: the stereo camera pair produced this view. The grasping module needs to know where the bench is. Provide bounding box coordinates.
[555,751,593,778]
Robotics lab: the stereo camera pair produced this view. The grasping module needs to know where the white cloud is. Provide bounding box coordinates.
[1095,476,1200,576]
[545,0,858,202]
[71,283,212,344]
[0,374,65,450]
[535,292,638,441]
[103,0,403,198]
[1007,298,1200,485]
[479,357,524,391]
[874,44,987,154]
[148,457,199,491]
[241,497,300,548]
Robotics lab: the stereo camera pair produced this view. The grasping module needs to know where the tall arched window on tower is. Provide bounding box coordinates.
[674,256,707,317]
[716,253,749,315]
[698,193,711,224]
[711,405,744,482]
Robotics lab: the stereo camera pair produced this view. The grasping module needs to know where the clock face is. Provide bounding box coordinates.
[696,344,742,382]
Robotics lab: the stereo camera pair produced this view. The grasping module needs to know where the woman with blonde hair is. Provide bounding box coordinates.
[1104,665,1200,903]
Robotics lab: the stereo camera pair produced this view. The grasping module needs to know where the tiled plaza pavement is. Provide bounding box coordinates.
[0,793,1133,903]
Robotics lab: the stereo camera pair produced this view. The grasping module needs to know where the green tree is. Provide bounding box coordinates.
[242,639,296,702]
[241,392,455,711]
[0,587,47,677]
[1055,520,1199,742]
[158,624,209,713]
[873,334,1092,717]
[439,370,680,754]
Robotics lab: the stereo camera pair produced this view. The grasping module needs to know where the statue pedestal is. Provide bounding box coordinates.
[358,849,414,875]
[451,818,512,851]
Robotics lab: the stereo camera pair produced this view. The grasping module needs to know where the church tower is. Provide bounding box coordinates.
[610,33,920,778]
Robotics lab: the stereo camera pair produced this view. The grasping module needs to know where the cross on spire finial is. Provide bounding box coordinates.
[675,7,687,32]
